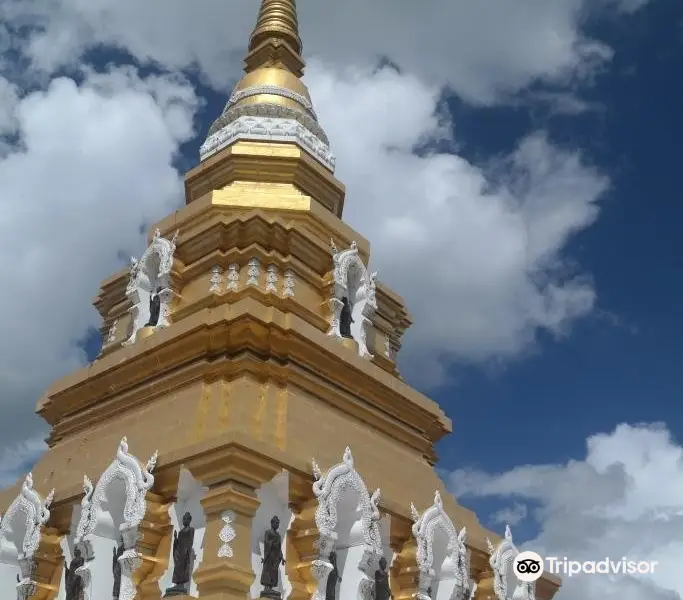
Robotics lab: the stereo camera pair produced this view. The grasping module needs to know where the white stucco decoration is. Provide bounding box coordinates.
[265,264,279,294]
[200,116,336,171]
[247,257,261,286]
[0,472,54,562]
[123,228,179,345]
[210,266,223,292]
[74,437,158,600]
[226,263,240,291]
[453,528,477,600]
[218,511,236,558]
[310,447,383,600]
[282,270,295,298]
[328,240,377,359]
[105,319,118,346]
[487,526,536,600]
[410,491,475,600]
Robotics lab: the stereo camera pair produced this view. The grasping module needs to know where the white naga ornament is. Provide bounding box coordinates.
[328,239,378,359]
[487,526,536,600]
[247,257,261,286]
[218,510,236,558]
[0,471,54,598]
[210,265,224,292]
[410,491,476,600]
[282,269,296,298]
[226,263,240,291]
[124,229,179,345]
[311,447,383,600]
[74,437,158,600]
[265,264,279,293]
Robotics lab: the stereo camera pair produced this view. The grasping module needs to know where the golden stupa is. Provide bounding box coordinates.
[0,2,560,600]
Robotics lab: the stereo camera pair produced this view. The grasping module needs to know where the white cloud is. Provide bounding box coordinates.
[0,436,46,488]
[305,62,606,381]
[1,0,652,104]
[491,502,529,526]
[0,76,20,138]
[449,423,683,599]
[0,66,198,452]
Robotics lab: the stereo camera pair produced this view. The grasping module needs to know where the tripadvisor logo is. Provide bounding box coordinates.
[513,551,544,582]
[512,551,659,581]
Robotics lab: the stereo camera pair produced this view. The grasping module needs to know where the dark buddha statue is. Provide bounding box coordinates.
[64,547,84,600]
[339,296,353,339]
[325,551,342,600]
[164,511,196,596]
[145,287,162,327]
[260,515,286,599]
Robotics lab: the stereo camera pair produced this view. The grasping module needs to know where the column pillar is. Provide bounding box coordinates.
[287,498,319,600]
[135,492,173,599]
[30,526,64,600]
[194,482,261,600]
[389,517,419,600]
[473,569,495,600]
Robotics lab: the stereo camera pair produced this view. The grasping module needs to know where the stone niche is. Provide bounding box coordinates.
[250,471,293,599]
[56,437,157,600]
[410,491,476,600]
[0,473,54,600]
[123,228,179,346]
[157,468,207,597]
[328,240,378,359]
[309,447,392,600]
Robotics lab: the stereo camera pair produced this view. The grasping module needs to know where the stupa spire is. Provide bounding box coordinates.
[244,0,305,76]
[200,0,336,176]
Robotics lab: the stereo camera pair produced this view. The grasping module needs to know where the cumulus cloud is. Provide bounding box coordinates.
[305,62,606,380]
[0,66,198,451]
[0,436,46,488]
[491,503,529,526]
[449,423,683,599]
[0,0,652,104]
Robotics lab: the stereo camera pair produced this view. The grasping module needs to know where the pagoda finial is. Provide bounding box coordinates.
[245,0,304,76]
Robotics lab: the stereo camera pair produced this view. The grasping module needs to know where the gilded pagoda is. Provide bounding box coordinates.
[0,2,561,600]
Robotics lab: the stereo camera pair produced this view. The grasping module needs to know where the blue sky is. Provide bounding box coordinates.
[440,0,683,470]
[0,1,682,598]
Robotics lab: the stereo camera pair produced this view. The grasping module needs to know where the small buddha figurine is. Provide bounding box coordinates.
[260,515,286,599]
[145,287,162,327]
[164,512,196,596]
[325,551,342,600]
[374,556,392,600]
[64,547,85,600]
[339,296,354,339]
[112,537,124,599]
